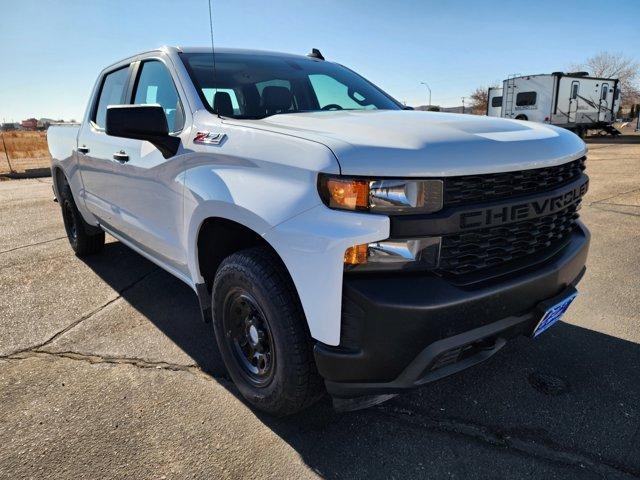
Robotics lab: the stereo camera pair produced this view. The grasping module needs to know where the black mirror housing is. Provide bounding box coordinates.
[106,105,180,158]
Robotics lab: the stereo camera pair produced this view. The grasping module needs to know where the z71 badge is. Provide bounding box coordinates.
[194,131,226,145]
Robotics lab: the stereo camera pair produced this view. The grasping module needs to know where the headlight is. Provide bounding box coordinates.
[318,174,443,215]
[344,237,441,272]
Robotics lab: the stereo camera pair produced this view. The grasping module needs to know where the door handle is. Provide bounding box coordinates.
[78,146,89,154]
[113,150,129,163]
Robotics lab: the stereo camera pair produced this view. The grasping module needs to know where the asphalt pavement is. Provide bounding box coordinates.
[1,138,639,479]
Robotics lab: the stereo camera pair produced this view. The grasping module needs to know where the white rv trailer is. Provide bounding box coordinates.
[487,73,620,136]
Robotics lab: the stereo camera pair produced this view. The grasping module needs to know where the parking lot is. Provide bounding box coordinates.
[1,137,639,479]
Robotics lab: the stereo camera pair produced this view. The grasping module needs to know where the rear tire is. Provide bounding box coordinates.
[515,114,528,121]
[60,182,105,256]
[212,246,324,416]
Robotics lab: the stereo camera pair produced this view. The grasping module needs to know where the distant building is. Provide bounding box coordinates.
[21,118,38,130]
[1,122,18,131]
[39,118,57,129]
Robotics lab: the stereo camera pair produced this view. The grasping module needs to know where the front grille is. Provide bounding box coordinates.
[438,203,580,276]
[444,157,586,207]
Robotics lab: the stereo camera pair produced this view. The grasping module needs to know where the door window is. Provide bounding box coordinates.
[601,84,609,100]
[93,67,129,129]
[133,61,185,132]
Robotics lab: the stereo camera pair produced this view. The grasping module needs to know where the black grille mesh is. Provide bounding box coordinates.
[438,204,580,276]
[444,157,586,207]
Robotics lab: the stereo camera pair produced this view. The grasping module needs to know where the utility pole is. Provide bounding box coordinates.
[461,97,466,114]
[420,82,432,108]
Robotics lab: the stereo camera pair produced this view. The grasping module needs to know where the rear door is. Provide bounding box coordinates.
[104,58,189,274]
[78,64,135,229]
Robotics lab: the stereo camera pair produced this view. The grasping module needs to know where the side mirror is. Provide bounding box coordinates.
[106,105,180,158]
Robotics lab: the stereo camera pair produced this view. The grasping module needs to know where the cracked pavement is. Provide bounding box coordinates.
[1,138,639,479]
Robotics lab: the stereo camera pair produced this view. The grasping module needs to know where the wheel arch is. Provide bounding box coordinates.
[52,165,66,199]
[192,213,300,307]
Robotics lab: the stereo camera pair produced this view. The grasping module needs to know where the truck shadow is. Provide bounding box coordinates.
[79,240,640,479]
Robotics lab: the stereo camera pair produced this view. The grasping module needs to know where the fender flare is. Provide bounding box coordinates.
[186,200,280,284]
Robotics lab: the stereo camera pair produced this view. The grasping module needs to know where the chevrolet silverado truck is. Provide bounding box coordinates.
[47,46,590,415]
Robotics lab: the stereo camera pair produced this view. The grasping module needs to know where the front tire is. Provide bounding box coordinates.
[60,182,105,256]
[212,246,324,416]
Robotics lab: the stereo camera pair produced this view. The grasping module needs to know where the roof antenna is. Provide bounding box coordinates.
[208,0,221,118]
[307,48,324,61]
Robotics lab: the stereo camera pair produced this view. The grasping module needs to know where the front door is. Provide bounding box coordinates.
[568,81,580,123]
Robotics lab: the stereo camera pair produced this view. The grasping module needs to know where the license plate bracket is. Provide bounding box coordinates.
[532,287,578,337]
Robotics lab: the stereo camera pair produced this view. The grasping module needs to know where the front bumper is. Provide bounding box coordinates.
[314,222,590,398]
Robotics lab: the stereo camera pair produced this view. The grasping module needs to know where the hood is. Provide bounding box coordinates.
[225,110,587,177]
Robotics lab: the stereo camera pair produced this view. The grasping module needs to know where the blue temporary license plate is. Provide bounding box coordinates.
[533,291,578,337]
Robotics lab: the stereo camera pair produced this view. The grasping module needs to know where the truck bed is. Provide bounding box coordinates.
[47,124,80,165]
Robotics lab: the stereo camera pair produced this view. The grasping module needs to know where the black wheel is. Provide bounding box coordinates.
[212,246,324,416]
[60,182,105,256]
[515,114,528,121]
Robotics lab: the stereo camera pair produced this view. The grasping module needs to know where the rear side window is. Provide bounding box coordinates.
[516,91,536,106]
[133,60,185,132]
[491,96,503,107]
[94,67,129,129]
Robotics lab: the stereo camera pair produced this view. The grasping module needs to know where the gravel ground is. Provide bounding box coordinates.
[1,138,639,479]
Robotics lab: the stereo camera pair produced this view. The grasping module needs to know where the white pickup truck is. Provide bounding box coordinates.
[48,46,590,415]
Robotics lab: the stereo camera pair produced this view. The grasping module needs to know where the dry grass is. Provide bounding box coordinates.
[0,131,50,158]
[0,131,51,175]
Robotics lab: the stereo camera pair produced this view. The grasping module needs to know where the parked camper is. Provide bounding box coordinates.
[487,87,503,117]
[487,73,620,136]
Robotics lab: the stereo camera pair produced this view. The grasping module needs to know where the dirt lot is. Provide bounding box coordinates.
[0,138,639,479]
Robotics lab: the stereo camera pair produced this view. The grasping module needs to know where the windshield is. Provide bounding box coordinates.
[180,52,401,119]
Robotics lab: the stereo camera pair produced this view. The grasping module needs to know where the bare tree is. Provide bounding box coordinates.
[573,52,640,108]
[468,86,498,115]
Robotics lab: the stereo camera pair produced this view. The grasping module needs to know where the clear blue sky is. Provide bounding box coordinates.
[1,0,638,121]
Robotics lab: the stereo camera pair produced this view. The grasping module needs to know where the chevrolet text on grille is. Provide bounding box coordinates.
[460,178,589,229]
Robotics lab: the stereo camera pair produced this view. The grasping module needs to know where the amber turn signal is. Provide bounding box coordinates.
[322,178,369,211]
[344,244,368,265]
